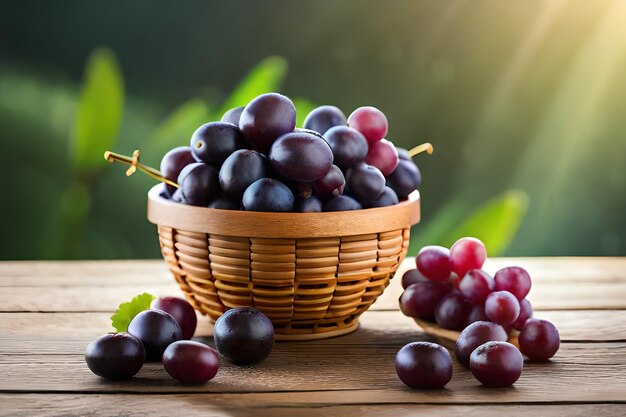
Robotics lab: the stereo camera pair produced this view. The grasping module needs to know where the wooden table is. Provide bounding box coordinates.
[1,258,625,416]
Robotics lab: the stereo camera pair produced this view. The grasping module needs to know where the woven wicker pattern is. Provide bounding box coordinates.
[157,225,410,339]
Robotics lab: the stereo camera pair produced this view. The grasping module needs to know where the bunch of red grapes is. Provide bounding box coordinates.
[160,93,422,212]
[85,299,274,385]
[396,237,561,389]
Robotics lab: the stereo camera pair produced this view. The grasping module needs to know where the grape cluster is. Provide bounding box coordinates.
[85,297,274,384]
[396,236,561,389]
[159,93,423,212]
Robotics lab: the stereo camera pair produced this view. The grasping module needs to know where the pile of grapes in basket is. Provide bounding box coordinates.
[158,93,428,212]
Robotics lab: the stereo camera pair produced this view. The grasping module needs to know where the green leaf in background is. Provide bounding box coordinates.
[144,98,210,165]
[110,292,156,332]
[293,97,316,127]
[72,47,124,171]
[441,190,529,256]
[217,56,288,117]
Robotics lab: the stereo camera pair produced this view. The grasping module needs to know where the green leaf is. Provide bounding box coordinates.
[110,293,156,332]
[144,98,210,165]
[72,47,125,171]
[441,190,529,256]
[218,56,288,116]
[293,97,316,128]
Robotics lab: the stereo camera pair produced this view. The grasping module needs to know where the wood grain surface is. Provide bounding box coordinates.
[1,258,625,417]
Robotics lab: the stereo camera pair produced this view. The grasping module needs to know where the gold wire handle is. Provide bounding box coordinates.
[408,142,434,157]
[103,150,179,188]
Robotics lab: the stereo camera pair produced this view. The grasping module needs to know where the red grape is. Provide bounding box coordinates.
[128,309,183,361]
[190,122,246,166]
[399,282,451,318]
[152,296,197,340]
[312,165,345,198]
[214,307,274,365]
[449,237,487,277]
[485,291,520,325]
[434,292,472,330]
[323,126,369,170]
[455,321,508,367]
[303,105,346,134]
[85,333,145,380]
[162,340,219,385]
[386,159,421,200]
[466,304,489,327]
[242,178,295,212]
[511,298,533,331]
[239,93,296,153]
[269,131,334,183]
[395,342,452,389]
[458,269,495,304]
[177,163,220,207]
[160,146,196,194]
[415,246,452,282]
[364,139,399,176]
[519,319,560,361]
[470,341,523,387]
[494,266,532,301]
[345,163,386,205]
[347,106,388,144]
[401,268,428,289]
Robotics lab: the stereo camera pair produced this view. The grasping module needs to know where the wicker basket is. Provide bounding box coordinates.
[147,185,420,340]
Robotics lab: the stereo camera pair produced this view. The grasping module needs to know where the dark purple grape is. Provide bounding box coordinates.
[466,304,489,326]
[221,106,244,125]
[177,163,220,206]
[511,298,533,330]
[219,149,268,198]
[127,309,183,361]
[269,131,333,183]
[160,146,196,194]
[162,340,219,385]
[399,281,450,318]
[397,147,411,161]
[494,266,532,301]
[85,333,145,380]
[242,178,294,212]
[401,268,429,289]
[214,307,274,365]
[434,292,471,330]
[470,341,523,387]
[294,196,322,212]
[347,106,388,144]
[485,291,520,325]
[171,189,186,204]
[303,105,347,134]
[386,160,421,200]
[395,342,452,389]
[323,195,362,211]
[459,269,495,304]
[366,186,399,208]
[207,196,240,210]
[323,126,368,170]
[345,163,385,205]
[455,321,508,367]
[152,296,198,340]
[519,319,560,361]
[190,122,246,166]
[312,165,345,199]
[239,93,296,153]
[365,139,399,176]
[416,246,452,282]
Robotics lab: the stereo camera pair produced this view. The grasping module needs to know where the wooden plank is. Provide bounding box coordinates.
[1,343,624,402]
[1,309,624,355]
[1,395,624,417]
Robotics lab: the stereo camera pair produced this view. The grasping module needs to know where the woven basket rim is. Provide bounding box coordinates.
[147,185,420,238]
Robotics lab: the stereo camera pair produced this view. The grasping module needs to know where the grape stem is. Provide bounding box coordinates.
[408,143,434,157]
[103,150,179,188]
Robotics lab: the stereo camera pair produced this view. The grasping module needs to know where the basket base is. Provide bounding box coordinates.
[274,320,360,341]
